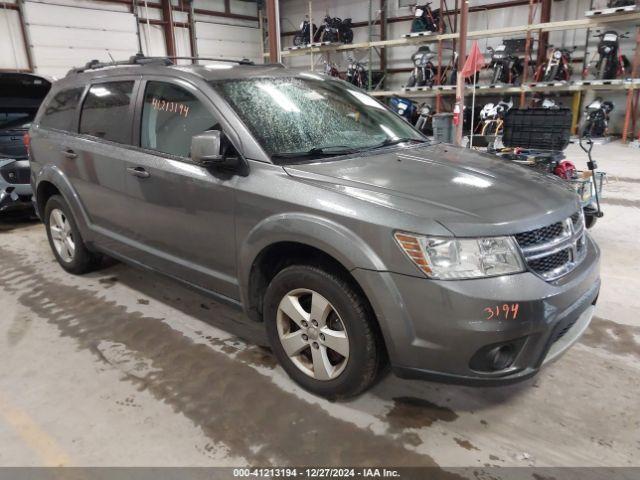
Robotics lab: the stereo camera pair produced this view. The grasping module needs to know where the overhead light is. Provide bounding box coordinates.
[452,174,492,189]
[91,86,111,97]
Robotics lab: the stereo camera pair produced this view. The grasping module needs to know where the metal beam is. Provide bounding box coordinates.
[454,0,468,146]
[266,0,280,64]
[537,0,552,66]
[16,0,34,72]
[160,0,176,57]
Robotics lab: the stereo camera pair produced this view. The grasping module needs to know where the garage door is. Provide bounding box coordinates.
[23,2,138,78]
[195,21,261,64]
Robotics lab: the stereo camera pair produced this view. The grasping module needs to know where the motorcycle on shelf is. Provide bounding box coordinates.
[414,103,434,134]
[346,57,367,89]
[487,43,524,84]
[316,15,353,44]
[535,45,576,82]
[324,60,340,78]
[584,30,630,79]
[477,98,513,136]
[581,98,614,137]
[293,17,318,46]
[530,95,561,109]
[389,97,417,121]
[407,46,437,87]
[410,2,442,33]
[447,52,479,85]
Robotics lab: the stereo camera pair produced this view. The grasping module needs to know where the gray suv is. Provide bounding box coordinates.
[29,57,600,398]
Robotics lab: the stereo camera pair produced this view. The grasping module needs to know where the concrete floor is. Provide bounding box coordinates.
[0,141,638,469]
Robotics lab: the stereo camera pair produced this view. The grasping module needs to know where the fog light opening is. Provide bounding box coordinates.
[488,344,516,371]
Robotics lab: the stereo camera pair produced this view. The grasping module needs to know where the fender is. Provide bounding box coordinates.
[34,164,94,241]
[237,212,387,309]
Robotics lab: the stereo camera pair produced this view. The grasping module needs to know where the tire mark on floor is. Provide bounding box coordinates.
[0,248,461,472]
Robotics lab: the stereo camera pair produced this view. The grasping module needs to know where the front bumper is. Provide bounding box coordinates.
[353,234,600,386]
[0,159,33,213]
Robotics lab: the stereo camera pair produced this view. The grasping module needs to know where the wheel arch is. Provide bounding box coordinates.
[238,213,387,324]
[34,166,91,236]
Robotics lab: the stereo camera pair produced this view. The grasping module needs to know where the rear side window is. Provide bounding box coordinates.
[80,81,134,144]
[39,87,83,131]
[140,81,217,157]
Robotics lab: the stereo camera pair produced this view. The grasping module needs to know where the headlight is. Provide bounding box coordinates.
[554,51,562,59]
[394,232,525,279]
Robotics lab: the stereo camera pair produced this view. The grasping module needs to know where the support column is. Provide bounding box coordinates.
[17,0,34,72]
[537,0,551,68]
[160,0,176,57]
[266,0,281,64]
[622,26,640,142]
[187,1,198,61]
[520,0,535,107]
[454,0,468,146]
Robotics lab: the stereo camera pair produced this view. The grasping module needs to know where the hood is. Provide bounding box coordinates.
[283,143,581,236]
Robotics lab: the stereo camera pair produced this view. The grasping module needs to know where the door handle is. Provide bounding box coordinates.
[62,149,78,160]
[127,166,150,179]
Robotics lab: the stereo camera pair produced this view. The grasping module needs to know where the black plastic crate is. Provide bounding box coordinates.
[502,108,572,151]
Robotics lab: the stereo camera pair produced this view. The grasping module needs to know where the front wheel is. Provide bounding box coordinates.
[264,265,383,399]
[491,65,503,84]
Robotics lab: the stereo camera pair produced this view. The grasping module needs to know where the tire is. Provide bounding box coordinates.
[545,65,558,82]
[491,64,503,84]
[598,58,607,80]
[264,264,383,399]
[293,34,304,47]
[44,195,102,274]
[407,72,417,87]
[585,214,598,229]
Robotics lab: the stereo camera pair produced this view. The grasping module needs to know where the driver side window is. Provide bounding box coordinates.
[141,81,218,158]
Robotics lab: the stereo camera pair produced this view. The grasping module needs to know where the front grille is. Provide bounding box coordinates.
[515,211,586,281]
[515,222,564,247]
[0,164,30,184]
[528,249,570,274]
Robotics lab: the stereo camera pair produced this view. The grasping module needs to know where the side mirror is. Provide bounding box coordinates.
[191,130,224,167]
[190,130,247,175]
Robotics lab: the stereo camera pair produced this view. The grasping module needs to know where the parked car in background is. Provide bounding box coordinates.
[1,72,51,215]
[30,57,600,399]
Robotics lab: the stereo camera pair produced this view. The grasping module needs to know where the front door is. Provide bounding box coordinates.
[120,79,240,300]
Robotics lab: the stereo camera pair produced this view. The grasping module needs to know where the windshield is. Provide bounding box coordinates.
[211,75,425,162]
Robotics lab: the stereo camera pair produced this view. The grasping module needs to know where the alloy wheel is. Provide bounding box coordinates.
[276,288,349,381]
[49,208,75,263]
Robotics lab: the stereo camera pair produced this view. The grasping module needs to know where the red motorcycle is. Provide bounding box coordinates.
[535,46,576,82]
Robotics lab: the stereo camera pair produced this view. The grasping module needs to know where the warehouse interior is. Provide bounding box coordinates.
[1,0,639,477]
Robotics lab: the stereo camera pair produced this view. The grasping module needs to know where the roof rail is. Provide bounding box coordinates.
[166,56,255,65]
[66,54,257,76]
[67,53,171,75]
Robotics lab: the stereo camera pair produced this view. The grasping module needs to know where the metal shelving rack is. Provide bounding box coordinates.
[267,1,640,143]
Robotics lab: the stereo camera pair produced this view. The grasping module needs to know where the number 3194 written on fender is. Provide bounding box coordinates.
[484,303,520,321]
[151,97,190,117]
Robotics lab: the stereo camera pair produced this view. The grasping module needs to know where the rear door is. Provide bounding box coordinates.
[65,78,139,249]
[119,77,240,299]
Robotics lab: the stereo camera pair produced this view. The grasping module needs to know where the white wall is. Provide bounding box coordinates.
[0,0,261,78]
[278,0,638,134]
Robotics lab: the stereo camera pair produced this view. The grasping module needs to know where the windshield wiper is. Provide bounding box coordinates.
[272,145,358,160]
[365,137,428,150]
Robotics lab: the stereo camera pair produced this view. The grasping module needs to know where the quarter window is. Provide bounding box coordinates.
[141,81,217,158]
[80,81,134,144]
[39,87,84,132]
